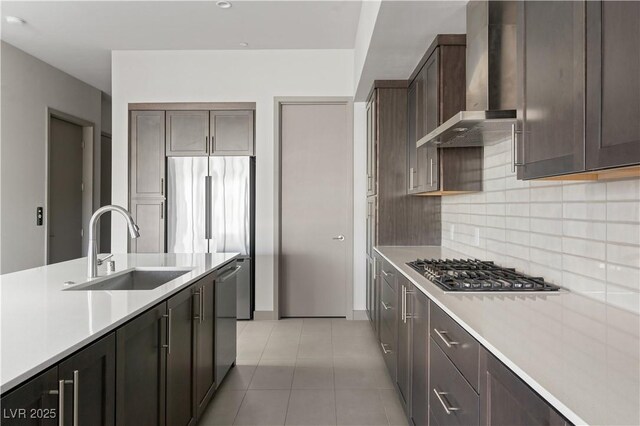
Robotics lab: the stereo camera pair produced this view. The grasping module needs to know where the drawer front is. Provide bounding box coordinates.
[380,321,397,381]
[430,304,480,392]
[380,258,396,289]
[380,279,397,331]
[430,338,479,426]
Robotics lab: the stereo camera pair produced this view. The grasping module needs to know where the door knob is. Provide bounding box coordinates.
[333,235,345,241]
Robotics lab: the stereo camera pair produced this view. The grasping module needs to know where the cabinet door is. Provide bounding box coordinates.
[130,111,165,198]
[586,1,640,170]
[517,1,585,179]
[366,196,377,258]
[366,96,377,196]
[58,333,115,426]
[166,288,196,426]
[166,111,209,156]
[415,65,428,142]
[116,304,167,426]
[407,82,419,194]
[130,199,165,253]
[373,253,383,339]
[1,367,58,426]
[210,111,254,156]
[411,290,429,426]
[215,263,238,384]
[396,278,411,414]
[366,255,373,322]
[194,274,216,418]
[480,350,566,426]
[424,145,440,192]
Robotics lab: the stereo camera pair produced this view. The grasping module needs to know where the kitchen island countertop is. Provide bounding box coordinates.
[0,252,238,394]
[376,245,640,426]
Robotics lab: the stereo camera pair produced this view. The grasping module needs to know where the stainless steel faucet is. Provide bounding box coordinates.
[87,205,140,278]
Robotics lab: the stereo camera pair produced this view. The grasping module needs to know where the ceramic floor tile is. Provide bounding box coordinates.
[292,357,334,389]
[297,332,333,358]
[379,389,409,426]
[331,319,373,337]
[199,389,246,425]
[333,357,394,390]
[234,390,291,426]
[335,389,389,426]
[301,318,333,335]
[262,334,301,359]
[220,360,259,391]
[237,320,249,336]
[285,389,337,426]
[331,334,381,358]
[249,359,296,390]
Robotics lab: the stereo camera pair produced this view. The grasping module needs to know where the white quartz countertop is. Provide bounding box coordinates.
[0,253,238,394]
[375,246,640,426]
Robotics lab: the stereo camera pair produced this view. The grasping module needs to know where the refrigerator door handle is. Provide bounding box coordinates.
[205,176,212,239]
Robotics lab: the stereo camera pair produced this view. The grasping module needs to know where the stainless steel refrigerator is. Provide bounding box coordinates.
[167,156,254,319]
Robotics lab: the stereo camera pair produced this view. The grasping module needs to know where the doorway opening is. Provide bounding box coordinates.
[46,110,95,264]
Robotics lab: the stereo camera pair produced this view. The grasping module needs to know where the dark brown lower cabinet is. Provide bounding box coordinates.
[430,338,479,426]
[1,334,116,426]
[166,289,196,426]
[1,367,58,426]
[410,291,429,426]
[396,276,412,414]
[194,274,216,418]
[480,351,567,426]
[58,334,116,426]
[116,304,167,426]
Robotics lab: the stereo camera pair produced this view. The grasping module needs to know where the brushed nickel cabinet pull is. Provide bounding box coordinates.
[433,388,460,414]
[434,329,459,348]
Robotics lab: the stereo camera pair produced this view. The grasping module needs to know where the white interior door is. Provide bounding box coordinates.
[280,103,351,317]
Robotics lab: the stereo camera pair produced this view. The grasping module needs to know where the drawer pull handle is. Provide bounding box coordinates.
[380,342,392,354]
[433,388,460,415]
[381,269,391,277]
[381,301,392,310]
[434,329,459,348]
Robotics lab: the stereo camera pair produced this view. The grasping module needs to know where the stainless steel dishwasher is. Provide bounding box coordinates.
[215,261,239,386]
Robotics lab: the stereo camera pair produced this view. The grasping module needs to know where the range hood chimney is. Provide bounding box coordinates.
[418,0,517,148]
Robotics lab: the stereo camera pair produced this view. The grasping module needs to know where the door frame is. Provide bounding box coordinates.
[274,97,354,320]
[45,108,96,264]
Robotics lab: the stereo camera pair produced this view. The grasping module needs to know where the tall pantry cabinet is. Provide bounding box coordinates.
[365,81,441,327]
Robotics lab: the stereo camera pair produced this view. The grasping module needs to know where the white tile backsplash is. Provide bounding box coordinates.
[441,138,640,314]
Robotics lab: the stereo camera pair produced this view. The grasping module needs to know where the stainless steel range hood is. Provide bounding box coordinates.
[418,0,517,148]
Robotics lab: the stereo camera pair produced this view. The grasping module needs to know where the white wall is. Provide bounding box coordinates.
[442,138,640,314]
[111,49,355,314]
[0,42,103,274]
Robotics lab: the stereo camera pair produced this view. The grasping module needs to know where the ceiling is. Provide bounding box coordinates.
[355,0,467,100]
[1,1,363,93]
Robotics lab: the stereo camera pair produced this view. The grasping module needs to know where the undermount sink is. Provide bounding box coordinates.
[65,267,193,291]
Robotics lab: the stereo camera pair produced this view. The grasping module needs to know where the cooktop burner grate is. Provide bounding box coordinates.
[406,258,561,292]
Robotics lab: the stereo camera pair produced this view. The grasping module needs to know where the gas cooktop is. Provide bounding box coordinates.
[406,258,561,292]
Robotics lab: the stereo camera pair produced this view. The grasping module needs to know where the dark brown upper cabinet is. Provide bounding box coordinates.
[516,1,586,180]
[517,0,640,180]
[366,97,377,196]
[408,35,482,195]
[166,111,210,156]
[130,110,166,198]
[585,1,640,171]
[210,110,255,156]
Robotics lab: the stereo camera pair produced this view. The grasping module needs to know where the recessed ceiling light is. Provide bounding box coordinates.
[239,42,249,47]
[5,16,26,25]
[216,1,232,9]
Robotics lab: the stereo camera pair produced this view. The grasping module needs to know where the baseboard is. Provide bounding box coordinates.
[253,310,277,320]
[352,310,368,320]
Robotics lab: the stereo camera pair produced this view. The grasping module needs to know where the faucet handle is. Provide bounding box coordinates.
[97,254,113,266]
